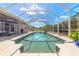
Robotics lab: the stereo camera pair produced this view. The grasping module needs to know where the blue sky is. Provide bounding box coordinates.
[0,3,79,28]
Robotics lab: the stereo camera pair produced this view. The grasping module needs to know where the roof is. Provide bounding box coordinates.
[0,8,27,24]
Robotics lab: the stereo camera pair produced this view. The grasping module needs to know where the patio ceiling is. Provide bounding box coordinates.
[0,3,79,28]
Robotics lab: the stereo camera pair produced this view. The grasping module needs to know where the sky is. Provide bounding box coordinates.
[0,3,79,28]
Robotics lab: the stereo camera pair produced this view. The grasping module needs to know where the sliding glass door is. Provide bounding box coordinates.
[5,22,9,33]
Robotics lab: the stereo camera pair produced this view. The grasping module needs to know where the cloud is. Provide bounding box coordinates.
[20,4,45,15]
[29,21,46,28]
[60,16,69,19]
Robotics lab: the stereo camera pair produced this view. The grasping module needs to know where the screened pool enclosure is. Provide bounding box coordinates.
[0,3,79,36]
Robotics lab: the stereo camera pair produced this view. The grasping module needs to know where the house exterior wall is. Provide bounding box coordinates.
[0,19,18,35]
[0,21,2,33]
[0,9,28,36]
[71,17,79,32]
[19,22,28,33]
[0,20,6,33]
[0,19,28,36]
[77,17,79,31]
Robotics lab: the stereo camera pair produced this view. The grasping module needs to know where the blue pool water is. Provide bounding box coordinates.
[18,32,64,53]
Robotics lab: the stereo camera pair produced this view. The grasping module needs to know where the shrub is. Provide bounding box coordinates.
[70,32,79,41]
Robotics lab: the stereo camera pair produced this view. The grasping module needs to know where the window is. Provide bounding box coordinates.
[0,21,2,31]
[5,22,9,32]
[11,24,14,32]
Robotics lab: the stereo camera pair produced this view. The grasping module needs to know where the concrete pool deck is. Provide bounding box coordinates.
[0,32,79,56]
[47,32,79,56]
[0,32,33,56]
[56,43,79,56]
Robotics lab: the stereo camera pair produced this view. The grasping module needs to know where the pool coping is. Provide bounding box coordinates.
[11,32,33,41]
[47,32,73,43]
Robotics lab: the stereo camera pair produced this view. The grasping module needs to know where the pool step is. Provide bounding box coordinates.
[14,53,58,56]
[56,43,79,56]
[0,44,23,56]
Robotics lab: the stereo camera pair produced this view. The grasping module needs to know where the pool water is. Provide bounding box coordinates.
[18,32,64,53]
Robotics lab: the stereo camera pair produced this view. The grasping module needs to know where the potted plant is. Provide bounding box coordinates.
[70,31,79,46]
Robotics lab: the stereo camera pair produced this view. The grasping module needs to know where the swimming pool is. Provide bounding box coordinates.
[17,32,64,53]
